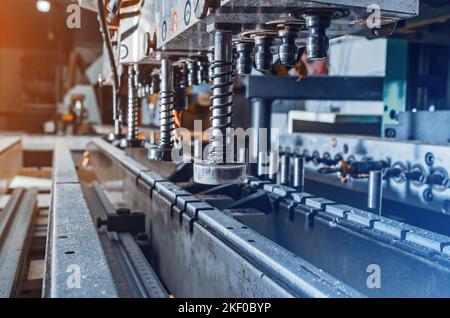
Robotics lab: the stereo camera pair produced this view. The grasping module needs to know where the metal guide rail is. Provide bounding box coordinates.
[0,188,38,298]
[82,182,169,298]
[243,178,450,297]
[43,141,118,298]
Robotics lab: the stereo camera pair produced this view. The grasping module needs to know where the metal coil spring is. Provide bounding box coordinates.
[127,79,139,141]
[208,59,234,163]
[127,65,140,141]
[127,97,139,140]
[159,89,175,148]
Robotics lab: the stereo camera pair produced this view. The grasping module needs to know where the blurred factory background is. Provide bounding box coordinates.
[0,0,102,132]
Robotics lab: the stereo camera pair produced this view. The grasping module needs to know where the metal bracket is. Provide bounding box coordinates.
[97,208,146,235]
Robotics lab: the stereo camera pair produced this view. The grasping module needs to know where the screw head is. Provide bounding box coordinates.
[423,188,433,203]
[148,145,176,161]
[425,152,435,166]
[385,128,396,138]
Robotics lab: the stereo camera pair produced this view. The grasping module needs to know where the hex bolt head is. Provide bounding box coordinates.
[148,145,176,161]
[235,40,255,75]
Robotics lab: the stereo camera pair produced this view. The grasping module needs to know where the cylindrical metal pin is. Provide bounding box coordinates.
[368,170,383,215]
[268,152,278,182]
[293,156,305,192]
[257,152,266,179]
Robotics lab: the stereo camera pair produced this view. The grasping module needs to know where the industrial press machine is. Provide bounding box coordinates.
[3,0,450,298]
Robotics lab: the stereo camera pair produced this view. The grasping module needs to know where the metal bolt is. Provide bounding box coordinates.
[187,59,199,86]
[197,58,209,83]
[305,14,331,60]
[425,152,435,166]
[368,170,383,215]
[404,168,426,185]
[149,58,176,161]
[293,155,305,191]
[277,22,303,67]
[174,62,189,111]
[126,65,141,147]
[279,151,291,186]
[254,35,275,72]
[150,69,161,94]
[427,168,448,189]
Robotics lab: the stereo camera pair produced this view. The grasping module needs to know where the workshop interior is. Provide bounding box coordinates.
[1,0,450,299]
